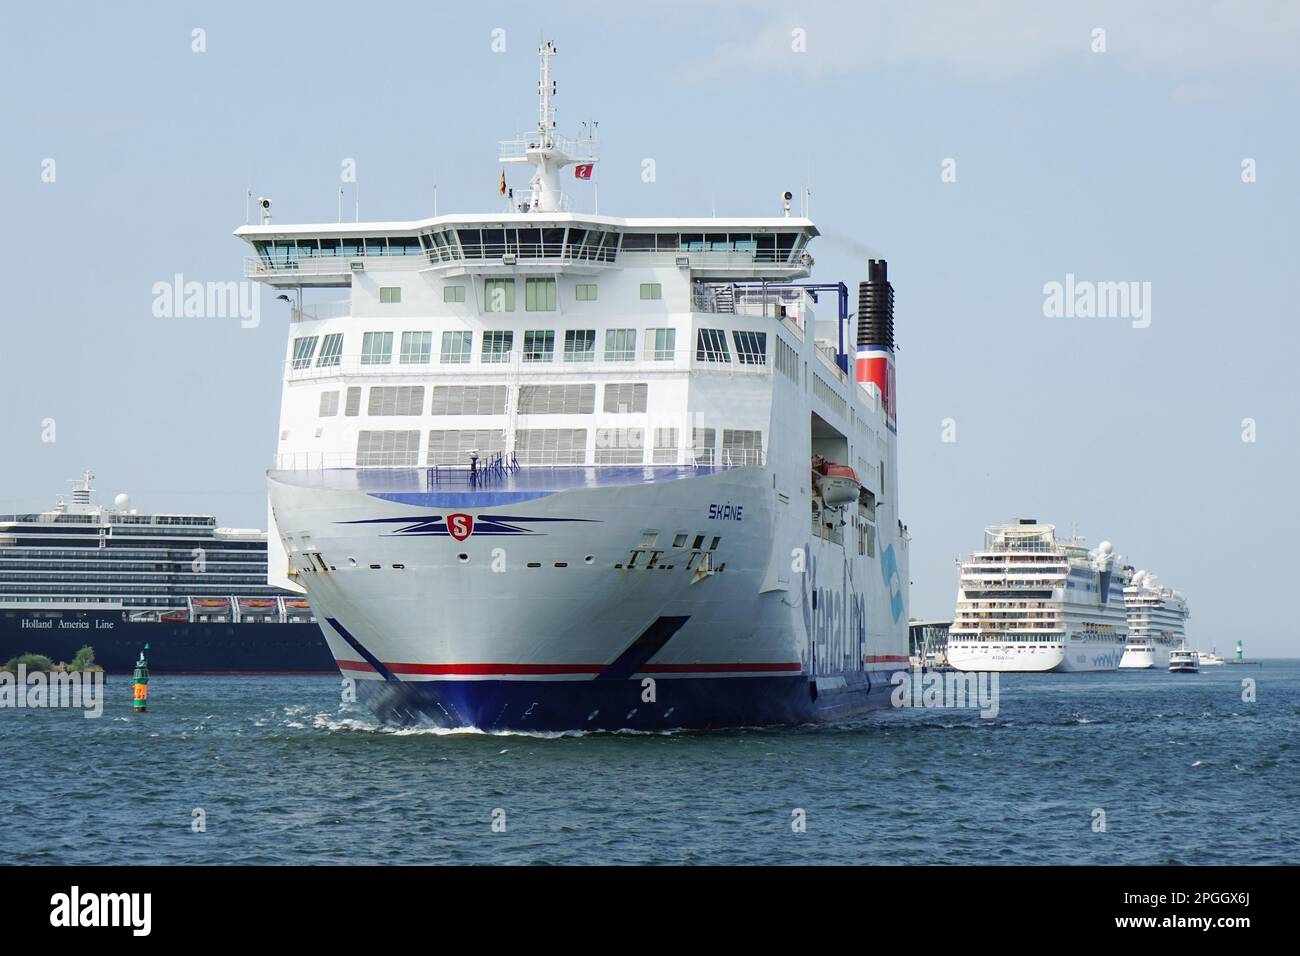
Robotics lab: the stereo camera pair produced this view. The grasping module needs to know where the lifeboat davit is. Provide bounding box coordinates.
[814,460,861,506]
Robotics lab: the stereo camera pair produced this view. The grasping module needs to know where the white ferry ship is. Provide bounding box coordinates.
[1118,570,1189,669]
[236,43,910,730]
[946,520,1129,673]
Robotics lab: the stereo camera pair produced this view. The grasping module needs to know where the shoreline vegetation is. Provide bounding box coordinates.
[1,645,104,674]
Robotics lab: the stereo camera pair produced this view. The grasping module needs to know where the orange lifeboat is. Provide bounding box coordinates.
[813,458,861,506]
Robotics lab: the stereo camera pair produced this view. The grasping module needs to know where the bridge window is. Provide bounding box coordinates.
[574,283,597,301]
[604,328,636,362]
[399,331,433,365]
[444,285,466,303]
[696,328,730,363]
[732,330,767,365]
[485,278,516,312]
[647,328,676,361]
[640,282,662,300]
[564,329,595,363]
[440,331,472,364]
[361,331,393,365]
[291,336,318,370]
[481,330,513,364]
[523,330,555,363]
[316,333,344,368]
[525,277,557,311]
[379,286,401,304]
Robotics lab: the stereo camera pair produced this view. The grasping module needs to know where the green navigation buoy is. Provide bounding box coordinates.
[132,644,150,713]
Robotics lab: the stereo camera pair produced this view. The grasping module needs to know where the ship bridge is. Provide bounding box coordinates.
[236,215,817,289]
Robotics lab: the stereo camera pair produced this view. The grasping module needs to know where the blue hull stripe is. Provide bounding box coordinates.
[326,617,399,683]
[597,615,690,681]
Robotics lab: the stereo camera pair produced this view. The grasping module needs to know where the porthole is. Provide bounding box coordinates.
[457,553,469,563]
[584,555,595,564]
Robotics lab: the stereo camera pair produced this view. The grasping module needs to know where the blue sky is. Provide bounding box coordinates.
[2,1,1296,654]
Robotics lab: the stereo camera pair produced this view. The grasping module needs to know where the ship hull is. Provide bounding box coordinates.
[0,610,333,674]
[271,464,910,732]
[947,634,1124,673]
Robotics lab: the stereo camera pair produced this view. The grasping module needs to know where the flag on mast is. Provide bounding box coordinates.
[574,164,593,180]
[499,170,507,196]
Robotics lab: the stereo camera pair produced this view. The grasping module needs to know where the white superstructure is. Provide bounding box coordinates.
[236,43,910,730]
[1119,570,1190,669]
[947,519,1130,673]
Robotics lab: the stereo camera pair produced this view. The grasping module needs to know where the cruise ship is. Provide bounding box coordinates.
[947,520,1129,672]
[0,472,332,673]
[237,42,911,731]
[1118,570,1189,669]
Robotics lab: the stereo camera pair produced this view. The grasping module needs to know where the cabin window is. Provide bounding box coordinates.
[361,331,393,365]
[574,283,598,301]
[399,331,433,365]
[356,430,420,467]
[722,429,763,466]
[653,428,679,464]
[481,330,513,363]
[344,387,362,416]
[319,391,340,417]
[515,428,588,465]
[379,286,401,304]
[367,386,425,416]
[564,329,595,363]
[440,331,473,364]
[595,428,645,464]
[603,382,648,414]
[692,428,716,466]
[291,336,319,369]
[695,328,730,363]
[604,328,637,362]
[427,429,505,466]
[523,330,555,363]
[640,282,662,300]
[444,285,466,303]
[484,278,516,312]
[647,328,676,361]
[429,385,509,415]
[732,330,767,365]
[517,384,595,415]
[525,277,557,311]
[316,333,344,367]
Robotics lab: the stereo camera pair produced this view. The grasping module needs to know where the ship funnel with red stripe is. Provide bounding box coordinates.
[856,259,897,431]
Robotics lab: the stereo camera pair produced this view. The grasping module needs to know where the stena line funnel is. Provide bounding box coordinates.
[856,258,897,432]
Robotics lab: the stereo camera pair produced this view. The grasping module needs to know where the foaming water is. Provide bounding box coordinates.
[2,662,1297,865]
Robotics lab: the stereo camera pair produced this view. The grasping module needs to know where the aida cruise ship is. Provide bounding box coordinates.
[236,42,910,731]
[947,519,1130,673]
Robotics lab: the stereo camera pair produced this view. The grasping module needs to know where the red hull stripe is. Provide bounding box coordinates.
[336,660,804,676]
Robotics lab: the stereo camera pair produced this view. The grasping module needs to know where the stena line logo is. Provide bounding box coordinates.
[50,886,151,936]
[447,513,474,541]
